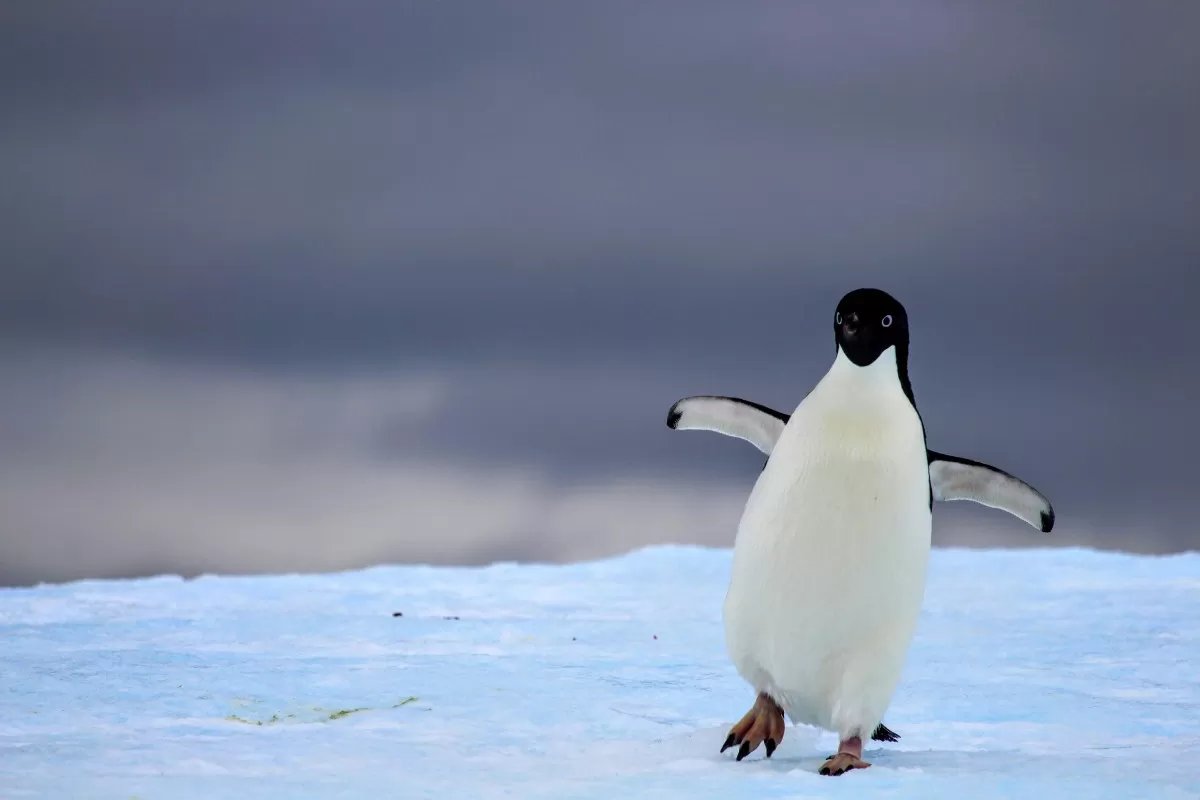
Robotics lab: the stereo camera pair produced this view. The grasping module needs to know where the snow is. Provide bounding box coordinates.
[2,546,1199,799]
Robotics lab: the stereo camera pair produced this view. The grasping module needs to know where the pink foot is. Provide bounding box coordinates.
[819,735,871,776]
[720,693,786,761]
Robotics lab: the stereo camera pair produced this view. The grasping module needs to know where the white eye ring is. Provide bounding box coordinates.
[881,314,893,328]
[835,312,842,325]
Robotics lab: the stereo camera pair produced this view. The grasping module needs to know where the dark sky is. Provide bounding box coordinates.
[2,2,1198,586]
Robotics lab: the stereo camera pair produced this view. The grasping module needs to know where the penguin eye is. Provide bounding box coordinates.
[881,314,893,328]
[835,312,842,325]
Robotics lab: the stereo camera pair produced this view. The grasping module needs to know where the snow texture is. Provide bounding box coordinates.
[2,546,1199,799]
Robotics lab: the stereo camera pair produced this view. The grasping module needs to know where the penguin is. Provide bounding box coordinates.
[665,288,1053,776]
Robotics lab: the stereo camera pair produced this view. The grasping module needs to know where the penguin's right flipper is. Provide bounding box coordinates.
[666,396,789,456]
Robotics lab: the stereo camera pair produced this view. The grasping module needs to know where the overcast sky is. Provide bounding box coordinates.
[2,2,1198,586]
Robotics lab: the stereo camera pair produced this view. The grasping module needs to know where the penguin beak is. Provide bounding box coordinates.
[841,312,860,341]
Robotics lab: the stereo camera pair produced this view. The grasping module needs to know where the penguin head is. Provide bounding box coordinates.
[833,288,909,367]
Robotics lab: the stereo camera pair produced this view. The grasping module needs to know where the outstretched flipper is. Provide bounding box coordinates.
[666,396,787,456]
[665,396,1055,532]
[927,451,1054,532]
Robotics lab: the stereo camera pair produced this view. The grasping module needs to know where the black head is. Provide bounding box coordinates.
[833,288,909,367]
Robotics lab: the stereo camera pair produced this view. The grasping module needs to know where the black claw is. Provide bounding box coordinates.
[720,732,737,753]
[736,741,751,761]
[764,738,776,758]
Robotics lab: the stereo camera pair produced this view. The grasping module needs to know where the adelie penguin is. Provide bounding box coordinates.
[666,288,1053,776]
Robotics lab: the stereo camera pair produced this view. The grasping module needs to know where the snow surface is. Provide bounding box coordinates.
[2,546,1199,799]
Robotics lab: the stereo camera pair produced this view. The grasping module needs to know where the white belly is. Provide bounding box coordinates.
[723,352,932,740]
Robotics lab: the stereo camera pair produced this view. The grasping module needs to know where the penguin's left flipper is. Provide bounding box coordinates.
[927,451,1055,533]
[665,396,1055,533]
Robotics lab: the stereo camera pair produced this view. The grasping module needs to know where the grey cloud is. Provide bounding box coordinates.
[0,354,756,585]
[0,354,1149,587]
[1,3,1198,582]
[4,1,1197,367]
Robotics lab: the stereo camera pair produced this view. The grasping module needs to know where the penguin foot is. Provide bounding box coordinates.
[720,692,785,761]
[819,736,871,776]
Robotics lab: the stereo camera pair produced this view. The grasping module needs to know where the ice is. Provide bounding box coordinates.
[2,546,1199,798]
